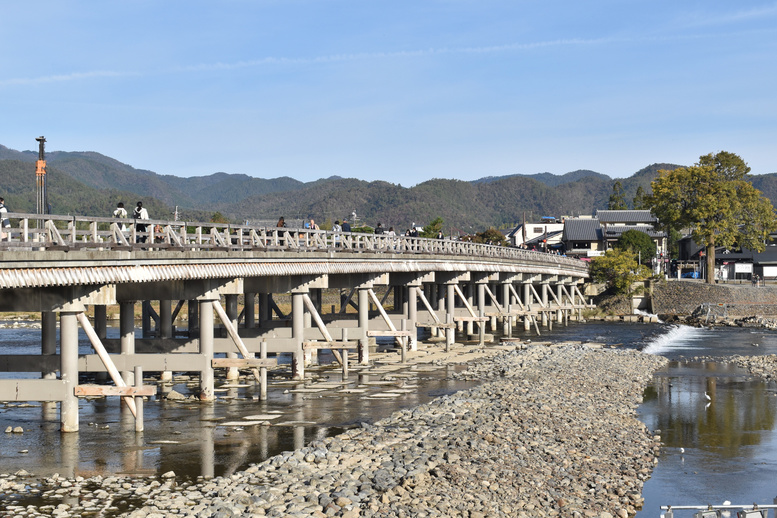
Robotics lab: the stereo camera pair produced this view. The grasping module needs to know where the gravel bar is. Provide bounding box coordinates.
[1,343,669,518]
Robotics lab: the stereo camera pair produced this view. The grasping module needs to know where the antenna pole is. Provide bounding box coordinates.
[35,136,48,225]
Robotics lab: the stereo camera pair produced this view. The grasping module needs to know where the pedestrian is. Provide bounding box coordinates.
[133,201,150,243]
[437,230,444,239]
[333,219,342,247]
[0,197,10,239]
[309,218,320,230]
[276,217,286,227]
[113,202,128,232]
[387,226,396,237]
[341,219,351,233]
[375,222,384,235]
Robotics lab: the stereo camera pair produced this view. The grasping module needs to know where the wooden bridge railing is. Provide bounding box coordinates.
[0,212,585,269]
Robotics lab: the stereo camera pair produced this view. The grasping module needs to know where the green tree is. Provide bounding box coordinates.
[421,217,444,238]
[472,227,507,246]
[632,186,647,209]
[615,229,656,265]
[608,181,628,210]
[648,151,777,283]
[210,212,230,224]
[589,248,651,295]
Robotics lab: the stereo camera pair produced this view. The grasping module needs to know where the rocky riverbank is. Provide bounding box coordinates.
[1,342,668,518]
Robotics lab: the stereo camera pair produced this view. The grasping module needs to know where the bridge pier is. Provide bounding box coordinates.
[120,301,136,385]
[198,294,217,400]
[60,311,80,432]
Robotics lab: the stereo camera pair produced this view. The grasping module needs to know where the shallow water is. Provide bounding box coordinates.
[3,321,777,517]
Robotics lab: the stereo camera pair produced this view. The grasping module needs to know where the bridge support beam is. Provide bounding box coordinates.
[60,311,79,432]
[244,292,256,329]
[358,287,370,364]
[198,296,216,400]
[120,301,136,385]
[408,284,418,351]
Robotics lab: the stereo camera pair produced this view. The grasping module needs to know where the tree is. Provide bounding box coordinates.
[210,212,230,224]
[632,186,647,209]
[472,227,508,246]
[421,217,444,238]
[648,151,777,283]
[589,248,651,295]
[615,229,656,265]
[608,181,628,210]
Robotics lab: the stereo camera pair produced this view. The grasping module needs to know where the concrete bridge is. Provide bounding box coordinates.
[0,212,590,431]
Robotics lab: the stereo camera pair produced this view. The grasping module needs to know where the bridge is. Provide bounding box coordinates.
[0,212,590,431]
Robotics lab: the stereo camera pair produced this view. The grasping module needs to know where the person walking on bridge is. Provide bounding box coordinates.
[0,197,10,239]
[133,201,150,243]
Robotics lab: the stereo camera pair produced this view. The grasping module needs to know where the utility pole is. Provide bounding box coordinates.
[35,136,48,217]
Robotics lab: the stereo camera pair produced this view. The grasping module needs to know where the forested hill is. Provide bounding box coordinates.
[3,143,776,231]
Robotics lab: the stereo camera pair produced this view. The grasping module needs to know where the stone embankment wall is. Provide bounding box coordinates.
[651,280,777,317]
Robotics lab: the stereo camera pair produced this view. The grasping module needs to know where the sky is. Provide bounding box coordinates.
[1,1,776,185]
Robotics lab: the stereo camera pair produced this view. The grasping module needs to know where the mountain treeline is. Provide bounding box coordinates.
[2,143,776,232]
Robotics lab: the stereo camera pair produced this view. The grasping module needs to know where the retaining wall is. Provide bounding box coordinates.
[651,280,777,317]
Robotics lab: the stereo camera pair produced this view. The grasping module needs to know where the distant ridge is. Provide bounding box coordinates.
[472,169,611,187]
[4,142,774,232]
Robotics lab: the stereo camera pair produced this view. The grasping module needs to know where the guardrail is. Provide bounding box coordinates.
[0,212,587,269]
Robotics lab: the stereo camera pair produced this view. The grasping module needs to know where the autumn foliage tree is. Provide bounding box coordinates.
[648,151,777,283]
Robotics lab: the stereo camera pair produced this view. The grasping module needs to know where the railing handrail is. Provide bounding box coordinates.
[0,212,587,270]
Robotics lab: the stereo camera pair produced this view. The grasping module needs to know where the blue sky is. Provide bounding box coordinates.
[2,1,776,184]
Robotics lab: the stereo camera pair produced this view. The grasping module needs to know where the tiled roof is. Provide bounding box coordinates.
[562,218,601,241]
[596,210,657,224]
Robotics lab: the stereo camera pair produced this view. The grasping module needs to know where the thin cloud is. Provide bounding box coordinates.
[176,38,608,73]
[0,70,133,87]
[677,3,777,29]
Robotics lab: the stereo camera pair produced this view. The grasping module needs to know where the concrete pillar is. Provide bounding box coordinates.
[60,312,79,432]
[477,283,486,338]
[142,301,152,338]
[437,284,446,339]
[225,294,239,380]
[188,300,199,339]
[557,284,565,324]
[41,311,57,379]
[94,305,107,340]
[199,299,215,400]
[259,293,272,324]
[408,285,418,351]
[502,283,511,335]
[159,300,172,338]
[541,283,549,327]
[291,291,306,379]
[120,301,136,385]
[523,283,532,331]
[358,288,370,364]
[244,292,256,329]
[446,283,456,349]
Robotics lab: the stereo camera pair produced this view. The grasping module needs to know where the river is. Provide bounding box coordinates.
[2,320,777,517]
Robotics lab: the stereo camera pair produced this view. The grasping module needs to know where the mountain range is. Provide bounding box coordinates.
[3,143,777,233]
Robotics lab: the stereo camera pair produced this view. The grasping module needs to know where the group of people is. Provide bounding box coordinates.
[275,216,352,233]
[114,201,150,242]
